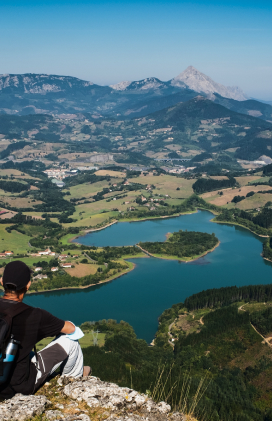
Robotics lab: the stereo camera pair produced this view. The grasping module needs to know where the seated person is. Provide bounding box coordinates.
[0,261,90,400]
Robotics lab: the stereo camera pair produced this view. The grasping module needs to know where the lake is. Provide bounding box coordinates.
[24,210,272,343]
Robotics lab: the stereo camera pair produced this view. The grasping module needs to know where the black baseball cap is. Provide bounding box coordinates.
[2,261,32,291]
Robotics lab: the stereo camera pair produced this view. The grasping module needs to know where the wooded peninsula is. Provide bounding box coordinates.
[139,230,219,261]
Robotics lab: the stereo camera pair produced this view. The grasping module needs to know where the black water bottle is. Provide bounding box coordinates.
[0,334,20,384]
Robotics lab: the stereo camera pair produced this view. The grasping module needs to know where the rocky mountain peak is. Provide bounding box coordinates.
[171,66,247,101]
[111,77,164,91]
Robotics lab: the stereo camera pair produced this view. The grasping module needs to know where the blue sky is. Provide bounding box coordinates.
[0,0,271,99]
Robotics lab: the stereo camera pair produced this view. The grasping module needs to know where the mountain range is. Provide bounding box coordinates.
[1,95,271,168]
[111,66,246,101]
[0,67,271,122]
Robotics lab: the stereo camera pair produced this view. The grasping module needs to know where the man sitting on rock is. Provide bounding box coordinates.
[0,261,91,400]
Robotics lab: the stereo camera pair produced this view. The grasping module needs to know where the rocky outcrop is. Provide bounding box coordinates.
[0,394,50,421]
[0,376,187,421]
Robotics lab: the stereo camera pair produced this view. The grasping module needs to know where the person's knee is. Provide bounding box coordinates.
[53,335,82,356]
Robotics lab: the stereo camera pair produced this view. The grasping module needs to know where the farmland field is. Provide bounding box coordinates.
[0,224,31,254]
[65,263,100,277]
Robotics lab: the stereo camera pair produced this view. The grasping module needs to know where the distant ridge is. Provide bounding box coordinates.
[0,69,270,120]
[110,66,247,101]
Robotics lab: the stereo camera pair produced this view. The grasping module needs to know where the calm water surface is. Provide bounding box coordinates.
[24,211,272,342]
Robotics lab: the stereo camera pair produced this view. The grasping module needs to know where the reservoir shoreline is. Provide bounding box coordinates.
[26,262,136,296]
[70,207,269,246]
[24,210,272,343]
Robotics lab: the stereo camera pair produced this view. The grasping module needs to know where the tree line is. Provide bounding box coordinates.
[215,207,272,235]
[0,179,29,193]
[192,177,237,194]
[184,284,272,311]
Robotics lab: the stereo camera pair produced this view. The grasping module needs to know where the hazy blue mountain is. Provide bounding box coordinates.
[127,96,272,162]
[213,95,272,122]
[0,69,271,124]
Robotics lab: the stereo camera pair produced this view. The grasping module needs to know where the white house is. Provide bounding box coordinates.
[38,248,51,256]
[61,263,72,268]
[33,274,48,280]
[59,254,68,260]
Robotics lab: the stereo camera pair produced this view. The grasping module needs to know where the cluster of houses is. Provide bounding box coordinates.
[43,168,78,180]
[141,195,170,210]
[32,250,81,277]
[58,253,75,268]
[30,248,56,257]
[0,251,13,258]
[43,168,78,188]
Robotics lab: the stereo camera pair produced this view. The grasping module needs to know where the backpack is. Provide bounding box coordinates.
[0,302,29,385]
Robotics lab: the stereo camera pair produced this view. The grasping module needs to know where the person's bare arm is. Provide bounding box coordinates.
[61,321,76,334]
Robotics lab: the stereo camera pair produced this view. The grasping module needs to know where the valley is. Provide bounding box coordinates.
[1,68,272,421]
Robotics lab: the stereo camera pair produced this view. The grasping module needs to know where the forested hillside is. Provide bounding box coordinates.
[80,285,272,421]
[192,176,237,193]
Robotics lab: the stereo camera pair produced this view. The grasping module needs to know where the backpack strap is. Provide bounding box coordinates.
[0,302,29,376]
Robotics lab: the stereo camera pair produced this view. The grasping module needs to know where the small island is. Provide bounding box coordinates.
[138,230,219,261]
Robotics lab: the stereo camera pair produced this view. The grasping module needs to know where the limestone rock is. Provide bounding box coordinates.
[0,377,186,421]
[45,410,65,420]
[62,416,90,421]
[0,394,50,421]
[63,376,171,414]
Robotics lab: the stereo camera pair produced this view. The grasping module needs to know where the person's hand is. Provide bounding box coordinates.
[61,321,76,334]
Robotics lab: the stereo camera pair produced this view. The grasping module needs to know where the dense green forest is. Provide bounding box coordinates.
[263,238,272,261]
[85,245,141,261]
[81,298,272,421]
[251,307,272,336]
[184,284,272,311]
[263,163,272,177]
[192,177,237,194]
[0,180,29,193]
[215,208,272,235]
[139,230,218,258]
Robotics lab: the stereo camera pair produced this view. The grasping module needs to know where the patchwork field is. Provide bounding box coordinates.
[95,169,126,178]
[0,196,42,208]
[0,224,31,254]
[236,175,263,186]
[63,208,119,228]
[0,169,39,180]
[64,263,100,277]
[201,185,272,208]
[66,181,114,200]
[128,174,196,199]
